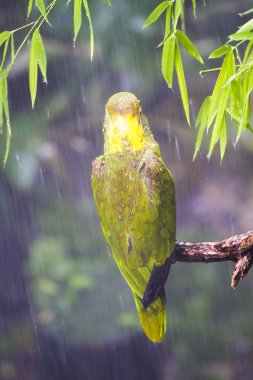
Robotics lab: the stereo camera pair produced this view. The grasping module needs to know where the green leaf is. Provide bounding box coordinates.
[219,115,227,161]
[103,0,111,6]
[229,31,253,41]
[208,51,234,126]
[239,8,253,16]
[83,0,94,60]
[161,35,175,88]
[237,18,253,34]
[34,30,47,83]
[243,39,253,63]
[73,0,82,46]
[209,45,231,59]
[174,0,182,27]
[0,31,10,48]
[27,0,34,18]
[193,96,211,160]
[143,1,170,28]
[195,95,210,127]
[10,33,15,61]
[175,41,190,124]
[1,77,11,166]
[36,0,49,23]
[175,29,203,63]
[208,86,229,158]
[192,0,196,18]
[1,37,10,69]
[29,32,38,108]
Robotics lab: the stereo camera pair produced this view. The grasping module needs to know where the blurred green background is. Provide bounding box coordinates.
[1,1,253,379]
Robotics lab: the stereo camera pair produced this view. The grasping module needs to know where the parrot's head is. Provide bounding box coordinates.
[104,92,154,154]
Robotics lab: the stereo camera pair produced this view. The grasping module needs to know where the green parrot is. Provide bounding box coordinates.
[91,92,176,343]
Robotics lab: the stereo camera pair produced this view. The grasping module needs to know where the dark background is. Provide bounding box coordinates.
[0,1,253,379]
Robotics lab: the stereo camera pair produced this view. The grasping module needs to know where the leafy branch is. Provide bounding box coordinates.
[143,0,205,126]
[195,11,253,160]
[0,0,96,165]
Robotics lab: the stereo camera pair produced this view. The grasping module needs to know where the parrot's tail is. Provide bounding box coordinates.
[133,291,167,343]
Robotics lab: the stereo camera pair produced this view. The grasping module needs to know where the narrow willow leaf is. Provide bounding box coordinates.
[33,30,47,83]
[247,68,253,95]
[36,0,49,23]
[229,31,253,41]
[29,32,38,108]
[143,1,170,28]
[176,29,203,63]
[193,96,211,160]
[246,123,253,133]
[192,0,196,18]
[236,96,250,142]
[208,86,229,158]
[209,45,231,59]
[0,31,10,48]
[27,0,34,18]
[0,66,11,81]
[219,115,227,161]
[175,41,190,124]
[195,96,210,127]
[0,80,3,129]
[74,0,82,46]
[162,36,175,88]
[208,51,233,127]
[236,76,250,142]
[10,33,14,61]
[237,19,253,34]
[1,37,10,68]
[174,0,182,27]
[229,79,241,122]
[164,4,171,35]
[2,77,11,166]
[239,8,253,16]
[83,0,94,60]
[243,40,253,63]
[103,0,112,6]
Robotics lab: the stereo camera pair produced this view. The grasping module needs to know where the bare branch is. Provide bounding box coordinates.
[174,230,253,288]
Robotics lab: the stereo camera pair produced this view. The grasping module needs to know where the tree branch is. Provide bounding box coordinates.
[174,230,253,288]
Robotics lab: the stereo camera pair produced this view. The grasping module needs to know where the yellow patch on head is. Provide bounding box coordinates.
[105,115,148,154]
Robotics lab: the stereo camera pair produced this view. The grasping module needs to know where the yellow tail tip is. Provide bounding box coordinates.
[134,293,167,343]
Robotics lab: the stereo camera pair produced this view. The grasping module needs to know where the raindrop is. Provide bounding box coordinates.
[175,136,181,160]
[81,86,86,104]
[229,215,235,235]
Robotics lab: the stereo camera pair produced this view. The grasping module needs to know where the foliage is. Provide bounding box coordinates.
[0,0,253,164]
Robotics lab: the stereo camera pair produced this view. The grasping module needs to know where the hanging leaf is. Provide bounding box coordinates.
[175,29,203,63]
[193,96,211,160]
[34,30,47,83]
[143,1,171,28]
[237,18,253,34]
[73,0,82,46]
[219,115,227,161]
[192,0,196,18]
[83,0,94,60]
[0,31,10,48]
[27,0,34,19]
[208,86,229,157]
[162,36,175,88]
[10,33,15,61]
[175,41,190,125]
[29,32,38,108]
[229,31,253,41]
[36,0,50,23]
[209,44,231,59]
[208,51,234,127]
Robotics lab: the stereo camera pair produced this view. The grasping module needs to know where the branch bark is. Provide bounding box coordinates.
[174,230,253,288]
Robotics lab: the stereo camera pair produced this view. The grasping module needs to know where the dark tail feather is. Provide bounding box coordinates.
[143,251,174,309]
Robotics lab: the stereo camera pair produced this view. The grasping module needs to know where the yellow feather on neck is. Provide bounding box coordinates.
[104,115,148,154]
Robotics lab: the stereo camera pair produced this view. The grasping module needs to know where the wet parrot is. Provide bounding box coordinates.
[91,92,176,343]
